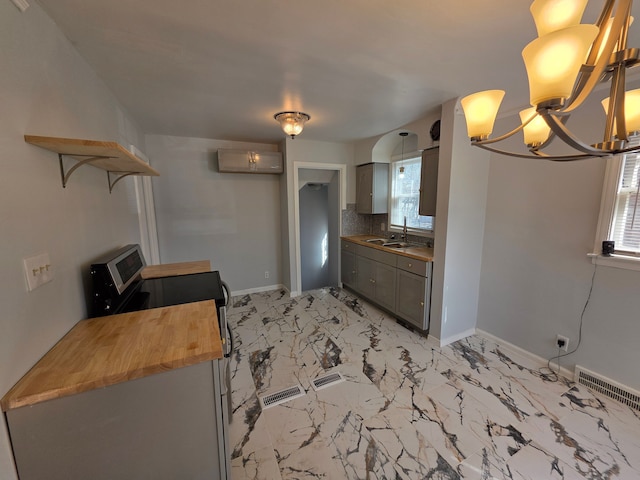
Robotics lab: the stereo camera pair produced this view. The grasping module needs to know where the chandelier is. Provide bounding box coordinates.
[460,0,640,161]
[274,111,310,139]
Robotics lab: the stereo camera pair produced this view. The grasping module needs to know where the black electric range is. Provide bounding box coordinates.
[88,244,231,358]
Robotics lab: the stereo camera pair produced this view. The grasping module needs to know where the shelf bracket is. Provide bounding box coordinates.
[58,153,116,188]
[107,171,138,194]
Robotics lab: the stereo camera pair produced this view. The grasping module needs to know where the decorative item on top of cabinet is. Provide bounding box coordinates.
[419,147,438,217]
[24,135,159,193]
[356,163,388,214]
[217,149,283,174]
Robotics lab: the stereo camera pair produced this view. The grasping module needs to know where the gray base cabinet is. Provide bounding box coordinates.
[356,255,397,312]
[5,361,227,480]
[341,240,431,330]
[341,248,357,287]
[396,270,428,329]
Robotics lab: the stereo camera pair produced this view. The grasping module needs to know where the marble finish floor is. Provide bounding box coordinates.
[227,287,640,479]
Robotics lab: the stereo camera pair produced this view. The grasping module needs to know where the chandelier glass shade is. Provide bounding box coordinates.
[460,0,640,161]
[274,111,310,139]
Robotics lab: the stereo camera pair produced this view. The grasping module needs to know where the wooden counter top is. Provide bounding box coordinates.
[1,301,223,411]
[141,260,211,279]
[341,235,434,262]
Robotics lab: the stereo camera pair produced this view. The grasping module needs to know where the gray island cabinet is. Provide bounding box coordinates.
[340,237,433,331]
[1,301,228,480]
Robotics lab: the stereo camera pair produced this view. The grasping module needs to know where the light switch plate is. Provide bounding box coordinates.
[23,252,53,291]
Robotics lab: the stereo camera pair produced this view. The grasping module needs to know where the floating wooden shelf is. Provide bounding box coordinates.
[25,135,160,193]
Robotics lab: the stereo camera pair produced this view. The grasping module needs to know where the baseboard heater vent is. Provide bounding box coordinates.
[575,365,640,411]
[311,371,345,391]
[259,384,305,409]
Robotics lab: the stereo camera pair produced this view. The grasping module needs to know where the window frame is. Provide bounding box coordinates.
[592,142,640,271]
[388,152,434,238]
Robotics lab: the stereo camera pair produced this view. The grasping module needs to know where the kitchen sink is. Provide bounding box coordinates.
[382,242,411,248]
[365,238,387,245]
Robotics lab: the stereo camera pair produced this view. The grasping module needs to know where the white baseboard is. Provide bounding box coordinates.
[230,284,286,297]
[476,329,574,380]
[438,328,477,348]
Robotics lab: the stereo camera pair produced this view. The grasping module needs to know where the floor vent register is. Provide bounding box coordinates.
[259,384,305,409]
[311,371,345,391]
[575,365,640,411]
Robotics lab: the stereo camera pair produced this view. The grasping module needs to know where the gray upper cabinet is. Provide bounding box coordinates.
[356,163,388,214]
[218,149,283,174]
[419,147,438,217]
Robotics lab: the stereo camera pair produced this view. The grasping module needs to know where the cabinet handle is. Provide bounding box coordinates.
[420,302,424,306]
[408,263,412,267]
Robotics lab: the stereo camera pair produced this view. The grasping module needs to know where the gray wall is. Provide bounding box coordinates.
[476,92,640,390]
[0,3,146,478]
[145,135,282,293]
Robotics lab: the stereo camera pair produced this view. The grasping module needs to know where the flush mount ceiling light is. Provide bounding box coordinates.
[461,0,640,161]
[274,111,311,139]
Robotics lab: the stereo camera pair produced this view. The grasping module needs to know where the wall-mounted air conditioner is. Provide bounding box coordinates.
[217,149,283,174]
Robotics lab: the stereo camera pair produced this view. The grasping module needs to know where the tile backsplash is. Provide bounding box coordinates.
[341,204,433,247]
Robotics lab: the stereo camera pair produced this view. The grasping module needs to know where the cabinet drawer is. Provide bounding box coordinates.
[396,257,427,276]
[356,245,396,267]
[341,240,356,251]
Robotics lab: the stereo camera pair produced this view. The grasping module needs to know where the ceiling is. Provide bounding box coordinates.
[35,0,640,144]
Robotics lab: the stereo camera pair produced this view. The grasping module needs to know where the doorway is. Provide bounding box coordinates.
[299,183,330,291]
[294,163,346,295]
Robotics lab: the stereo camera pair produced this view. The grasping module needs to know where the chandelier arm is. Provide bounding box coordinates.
[473,116,534,146]
[570,0,616,103]
[472,142,600,161]
[542,111,614,155]
[614,65,628,141]
[564,0,632,113]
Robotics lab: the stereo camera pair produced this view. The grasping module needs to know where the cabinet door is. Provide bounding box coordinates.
[341,250,357,288]
[356,164,374,214]
[356,256,376,298]
[374,262,396,312]
[419,147,438,217]
[396,270,428,329]
[356,164,388,214]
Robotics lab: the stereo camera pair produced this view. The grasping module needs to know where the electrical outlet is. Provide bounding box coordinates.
[556,334,569,352]
[264,271,270,279]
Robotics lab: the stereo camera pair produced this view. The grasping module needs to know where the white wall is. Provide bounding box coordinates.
[429,98,490,343]
[0,3,147,478]
[145,135,282,293]
[476,92,640,390]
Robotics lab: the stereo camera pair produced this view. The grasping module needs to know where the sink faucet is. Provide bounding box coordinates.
[401,216,407,240]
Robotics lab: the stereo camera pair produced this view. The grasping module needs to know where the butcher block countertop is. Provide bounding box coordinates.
[1,301,222,411]
[341,235,434,262]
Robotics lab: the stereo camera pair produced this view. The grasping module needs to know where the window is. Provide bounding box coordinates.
[610,149,640,254]
[389,155,433,234]
[594,135,640,268]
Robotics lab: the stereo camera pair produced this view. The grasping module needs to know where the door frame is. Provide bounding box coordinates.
[293,162,347,296]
